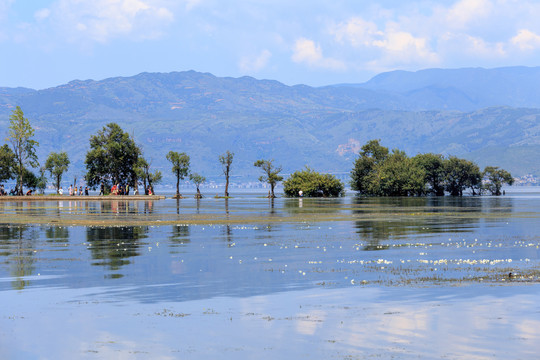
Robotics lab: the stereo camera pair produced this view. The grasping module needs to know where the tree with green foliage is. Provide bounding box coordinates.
[190,173,206,198]
[413,153,446,196]
[166,151,190,198]
[0,144,16,183]
[444,156,482,196]
[350,139,389,195]
[284,167,344,197]
[85,123,141,190]
[219,150,234,197]
[20,167,42,193]
[377,150,426,196]
[45,151,70,193]
[254,159,283,198]
[7,106,39,195]
[483,166,514,195]
[136,156,162,195]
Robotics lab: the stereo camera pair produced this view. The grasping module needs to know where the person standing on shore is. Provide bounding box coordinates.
[99,183,104,196]
[69,185,73,196]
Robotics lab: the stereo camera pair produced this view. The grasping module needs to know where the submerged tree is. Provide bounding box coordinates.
[166,151,190,198]
[413,153,446,196]
[45,151,70,193]
[219,150,234,197]
[254,159,283,198]
[377,150,425,196]
[85,123,141,190]
[483,166,514,195]
[350,139,389,195]
[7,106,39,195]
[190,173,206,198]
[283,167,344,197]
[444,157,482,196]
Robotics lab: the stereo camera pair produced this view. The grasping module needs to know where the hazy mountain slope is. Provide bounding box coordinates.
[0,69,539,185]
[348,66,540,111]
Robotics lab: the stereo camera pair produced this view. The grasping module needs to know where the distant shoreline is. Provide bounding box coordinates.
[0,195,166,201]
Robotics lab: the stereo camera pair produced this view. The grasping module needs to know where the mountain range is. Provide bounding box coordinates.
[1,66,540,184]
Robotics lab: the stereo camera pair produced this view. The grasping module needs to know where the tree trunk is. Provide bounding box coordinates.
[176,170,180,198]
[224,168,230,197]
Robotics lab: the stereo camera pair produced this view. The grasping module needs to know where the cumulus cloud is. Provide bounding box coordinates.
[330,18,438,66]
[292,38,345,70]
[445,0,493,30]
[239,49,272,72]
[52,0,175,43]
[511,29,540,51]
[332,17,383,47]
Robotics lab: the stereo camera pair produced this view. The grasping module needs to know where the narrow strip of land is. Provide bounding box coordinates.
[0,195,166,201]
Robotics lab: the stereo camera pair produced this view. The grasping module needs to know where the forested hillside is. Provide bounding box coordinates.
[1,68,539,182]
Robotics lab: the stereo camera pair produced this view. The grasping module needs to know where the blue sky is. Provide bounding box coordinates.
[1,0,540,89]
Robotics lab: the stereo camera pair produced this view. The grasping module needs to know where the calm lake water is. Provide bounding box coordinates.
[1,189,539,359]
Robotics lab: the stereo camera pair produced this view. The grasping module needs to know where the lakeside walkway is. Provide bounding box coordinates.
[0,195,166,201]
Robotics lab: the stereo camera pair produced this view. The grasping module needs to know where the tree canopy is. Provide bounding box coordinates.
[219,150,234,197]
[351,140,510,197]
[7,106,39,194]
[254,159,283,198]
[283,167,344,197]
[45,151,70,193]
[483,166,514,195]
[85,123,141,189]
[0,144,15,183]
[166,151,190,198]
[190,172,206,198]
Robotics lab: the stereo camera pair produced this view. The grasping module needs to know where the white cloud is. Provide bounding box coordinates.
[445,0,493,30]
[292,38,345,70]
[332,17,383,47]
[330,18,438,66]
[53,0,175,43]
[511,29,540,51]
[239,49,272,72]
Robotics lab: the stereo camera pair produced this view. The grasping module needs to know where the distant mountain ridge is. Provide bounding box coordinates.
[1,67,540,185]
[336,66,540,111]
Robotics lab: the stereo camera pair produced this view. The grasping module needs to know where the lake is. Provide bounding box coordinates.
[1,189,539,359]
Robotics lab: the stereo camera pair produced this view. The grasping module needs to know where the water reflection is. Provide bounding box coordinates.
[283,197,344,214]
[44,226,70,242]
[169,225,190,245]
[0,225,37,290]
[86,226,149,272]
[351,196,498,245]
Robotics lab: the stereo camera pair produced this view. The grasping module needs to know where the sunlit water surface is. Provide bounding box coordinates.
[1,189,539,359]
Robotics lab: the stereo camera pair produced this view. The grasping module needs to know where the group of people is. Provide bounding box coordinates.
[65,185,89,196]
[110,183,130,195]
[99,183,154,196]
[0,184,26,196]
[0,182,156,196]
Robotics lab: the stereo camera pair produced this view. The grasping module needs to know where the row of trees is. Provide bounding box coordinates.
[350,140,513,196]
[1,107,513,198]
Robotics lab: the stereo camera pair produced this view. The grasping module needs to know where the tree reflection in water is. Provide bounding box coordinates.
[352,196,492,250]
[0,225,37,290]
[86,226,149,272]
